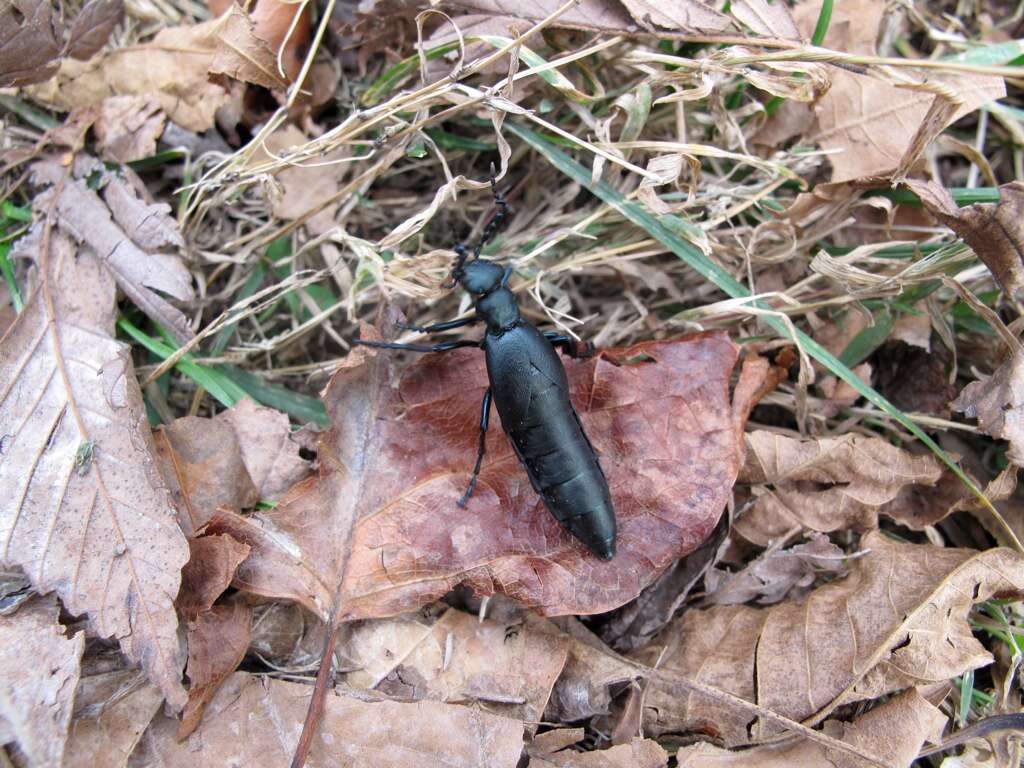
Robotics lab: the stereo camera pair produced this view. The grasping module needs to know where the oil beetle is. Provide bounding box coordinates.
[356,179,616,560]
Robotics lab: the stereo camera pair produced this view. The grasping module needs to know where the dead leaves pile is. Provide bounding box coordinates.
[2,0,1024,766]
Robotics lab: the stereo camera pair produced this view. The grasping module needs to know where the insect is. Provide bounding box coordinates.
[356,179,617,560]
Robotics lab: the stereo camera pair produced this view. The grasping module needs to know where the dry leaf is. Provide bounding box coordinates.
[93,95,167,164]
[618,0,730,32]
[65,670,163,768]
[27,157,195,343]
[178,534,252,619]
[219,397,313,501]
[179,601,253,739]
[639,532,1024,743]
[704,532,847,605]
[66,0,124,60]
[0,597,85,768]
[206,332,765,621]
[340,607,568,728]
[131,672,525,767]
[730,0,800,39]
[209,5,289,90]
[907,180,1024,301]
[811,70,1004,183]
[734,431,965,546]
[154,417,260,535]
[434,0,634,34]
[27,16,231,132]
[534,738,669,767]
[952,347,1024,466]
[0,231,189,709]
[540,617,638,722]
[209,0,312,83]
[675,688,946,768]
[0,0,64,87]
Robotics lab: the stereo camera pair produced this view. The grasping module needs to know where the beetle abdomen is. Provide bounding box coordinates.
[484,326,616,560]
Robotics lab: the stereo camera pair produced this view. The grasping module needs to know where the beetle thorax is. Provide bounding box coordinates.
[476,288,520,333]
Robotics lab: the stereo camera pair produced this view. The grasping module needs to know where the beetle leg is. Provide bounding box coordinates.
[543,332,595,359]
[397,316,480,334]
[354,339,480,354]
[457,387,492,508]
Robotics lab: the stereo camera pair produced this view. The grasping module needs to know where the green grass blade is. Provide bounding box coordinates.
[220,365,329,426]
[507,121,1024,553]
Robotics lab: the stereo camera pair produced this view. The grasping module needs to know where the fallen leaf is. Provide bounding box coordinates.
[65,0,124,60]
[0,230,190,709]
[26,16,231,132]
[952,347,1024,466]
[534,738,668,767]
[907,180,1024,301]
[206,331,764,621]
[27,157,195,343]
[178,534,252,618]
[730,0,800,39]
[0,597,85,768]
[704,532,847,605]
[433,0,634,34]
[65,670,163,768]
[340,607,568,728]
[209,0,312,83]
[734,431,965,546]
[529,728,586,756]
[131,673,525,767]
[675,688,945,768]
[638,532,1024,743]
[209,4,288,90]
[179,601,253,739]
[218,397,313,501]
[154,416,260,535]
[93,95,167,164]
[539,617,638,722]
[0,0,63,87]
[618,0,730,32]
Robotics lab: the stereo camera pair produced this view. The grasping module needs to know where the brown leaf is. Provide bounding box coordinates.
[65,670,163,768]
[434,0,634,33]
[207,332,761,621]
[154,416,260,535]
[27,17,231,132]
[535,738,669,767]
[218,397,313,501]
[908,179,1024,301]
[810,73,1004,182]
[539,617,638,722]
[639,532,1024,743]
[704,532,847,605]
[65,0,124,60]
[132,672,525,767]
[178,534,251,619]
[210,4,288,90]
[93,95,167,164]
[340,607,568,729]
[675,687,945,768]
[179,601,253,739]
[0,231,189,709]
[618,0,731,32]
[734,431,964,546]
[27,157,195,343]
[730,0,800,39]
[0,597,85,767]
[0,0,62,87]
[953,347,1024,466]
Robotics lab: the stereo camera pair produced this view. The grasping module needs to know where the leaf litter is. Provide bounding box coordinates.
[2,0,1024,764]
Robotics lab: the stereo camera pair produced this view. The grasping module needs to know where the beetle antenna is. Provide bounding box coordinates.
[473,170,508,259]
[444,239,469,289]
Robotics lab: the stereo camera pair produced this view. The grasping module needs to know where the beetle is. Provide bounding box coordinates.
[356,180,616,560]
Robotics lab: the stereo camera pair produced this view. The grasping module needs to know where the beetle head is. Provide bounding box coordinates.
[455,258,505,296]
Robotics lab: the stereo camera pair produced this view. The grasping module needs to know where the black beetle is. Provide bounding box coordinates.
[357,181,616,560]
